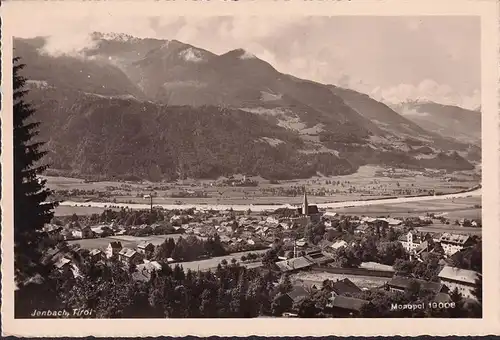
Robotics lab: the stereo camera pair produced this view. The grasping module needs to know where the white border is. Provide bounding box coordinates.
[1,0,499,336]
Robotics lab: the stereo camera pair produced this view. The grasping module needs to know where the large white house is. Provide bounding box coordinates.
[438,233,474,256]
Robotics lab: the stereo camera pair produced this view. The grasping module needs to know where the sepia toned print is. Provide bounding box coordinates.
[1,0,500,337]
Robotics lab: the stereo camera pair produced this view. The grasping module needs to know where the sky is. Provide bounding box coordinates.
[11,12,481,109]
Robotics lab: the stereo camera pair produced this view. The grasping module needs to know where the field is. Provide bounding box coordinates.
[68,233,189,250]
[44,165,480,207]
[416,224,482,236]
[174,249,268,272]
[54,205,118,216]
[291,271,389,290]
[335,196,481,220]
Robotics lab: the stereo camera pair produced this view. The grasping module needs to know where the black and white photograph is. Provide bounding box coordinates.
[2,0,499,336]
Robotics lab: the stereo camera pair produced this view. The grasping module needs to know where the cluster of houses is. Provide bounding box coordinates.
[277,277,371,317]
[276,262,481,317]
[91,240,159,266]
[46,239,167,285]
[398,230,476,258]
[387,265,480,300]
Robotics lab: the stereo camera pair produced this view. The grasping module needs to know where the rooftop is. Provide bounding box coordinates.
[109,241,123,249]
[90,249,102,256]
[331,240,348,250]
[388,276,443,293]
[275,257,314,272]
[137,241,154,249]
[439,233,470,245]
[329,295,369,312]
[332,278,362,295]
[438,266,479,284]
[119,248,137,258]
[55,257,71,269]
[286,286,309,303]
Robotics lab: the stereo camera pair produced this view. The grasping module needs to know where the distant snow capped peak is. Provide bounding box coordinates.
[91,32,138,42]
[179,47,205,62]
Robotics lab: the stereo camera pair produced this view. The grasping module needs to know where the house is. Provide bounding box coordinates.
[287,286,309,305]
[54,257,71,271]
[399,231,427,253]
[330,240,348,250]
[438,266,480,300]
[71,230,83,239]
[354,224,370,234]
[327,295,369,316]
[438,233,474,256]
[323,211,338,218]
[330,278,362,297]
[365,218,389,230]
[45,225,64,239]
[41,248,63,266]
[275,257,314,273]
[91,226,105,237]
[89,249,103,261]
[81,226,94,239]
[137,241,155,258]
[266,216,280,225]
[304,250,333,266]
[106,241,123,259]
[384,218,403,227]
[118,248,142,265]
[387,276,445,295]
[132,261,163,282]
[274,286,310,312]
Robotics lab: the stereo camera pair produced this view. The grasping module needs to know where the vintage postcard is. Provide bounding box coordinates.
[1,0,500,337]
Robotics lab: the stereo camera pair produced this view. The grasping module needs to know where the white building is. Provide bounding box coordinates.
[399,231,425,253]
[106,241,123,259]
[438,266,480,300]
[439,233,474,256]
[330,240,347,250]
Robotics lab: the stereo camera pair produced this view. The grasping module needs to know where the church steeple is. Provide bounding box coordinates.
[302,185,309,215]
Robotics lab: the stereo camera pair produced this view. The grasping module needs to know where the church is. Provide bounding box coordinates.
[293,186,323,224]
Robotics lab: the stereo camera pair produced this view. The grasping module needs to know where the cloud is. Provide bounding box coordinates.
[10,8,479,109]
[40,33,98,57]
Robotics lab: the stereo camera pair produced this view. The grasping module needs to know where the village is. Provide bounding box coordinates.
[39,186,482,317]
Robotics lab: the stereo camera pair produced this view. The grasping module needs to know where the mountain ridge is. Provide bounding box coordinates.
[14,34,478,181]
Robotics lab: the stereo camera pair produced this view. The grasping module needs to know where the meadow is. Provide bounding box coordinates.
[334,196,481,219]
[45,165,480,208]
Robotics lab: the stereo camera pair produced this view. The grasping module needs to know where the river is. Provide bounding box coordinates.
[59,188,481,212]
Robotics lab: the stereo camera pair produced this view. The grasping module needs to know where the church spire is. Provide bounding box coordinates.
[302,185,309,215]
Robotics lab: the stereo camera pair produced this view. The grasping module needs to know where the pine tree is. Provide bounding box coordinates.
[13,57,58,284]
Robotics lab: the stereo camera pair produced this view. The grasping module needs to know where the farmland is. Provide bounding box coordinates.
[174,249,268,272]
[334,196,481,219]
[45,165,480,207]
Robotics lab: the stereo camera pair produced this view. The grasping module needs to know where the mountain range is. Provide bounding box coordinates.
[14,33,481,181]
